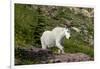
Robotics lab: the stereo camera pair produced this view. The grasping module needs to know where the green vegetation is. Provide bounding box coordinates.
[15,3,94,65]
[64,38,94,57]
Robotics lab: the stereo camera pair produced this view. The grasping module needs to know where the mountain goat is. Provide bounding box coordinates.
[40,27,71,54]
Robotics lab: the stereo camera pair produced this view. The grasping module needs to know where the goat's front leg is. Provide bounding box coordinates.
[56,40,65,54]
[58,49,65,54]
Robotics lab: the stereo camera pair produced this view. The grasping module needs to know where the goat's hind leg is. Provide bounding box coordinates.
[41,40,47,49]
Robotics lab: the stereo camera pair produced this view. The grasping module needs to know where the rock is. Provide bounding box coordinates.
[15,47,54,61]
[52,53,91,62]
[15,47,92,64]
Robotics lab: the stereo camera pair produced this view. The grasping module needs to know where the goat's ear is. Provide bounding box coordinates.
[64,20,74,28]
[66,24,72,28]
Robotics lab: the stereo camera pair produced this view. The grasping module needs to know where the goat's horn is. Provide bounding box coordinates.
[72,27,80,32]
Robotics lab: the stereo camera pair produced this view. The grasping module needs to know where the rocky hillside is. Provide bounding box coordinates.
[15,3,94,65]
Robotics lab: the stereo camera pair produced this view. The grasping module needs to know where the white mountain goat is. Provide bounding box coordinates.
[40,23,80,54]
[40,27,71,54]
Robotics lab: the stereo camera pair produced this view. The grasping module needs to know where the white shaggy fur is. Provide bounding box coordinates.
[40,27,71,54]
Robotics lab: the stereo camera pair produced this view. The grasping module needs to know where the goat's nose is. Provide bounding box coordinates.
[69,37,71,39]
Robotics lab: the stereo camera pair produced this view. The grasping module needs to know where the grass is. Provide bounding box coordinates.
[64,38,94,57]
